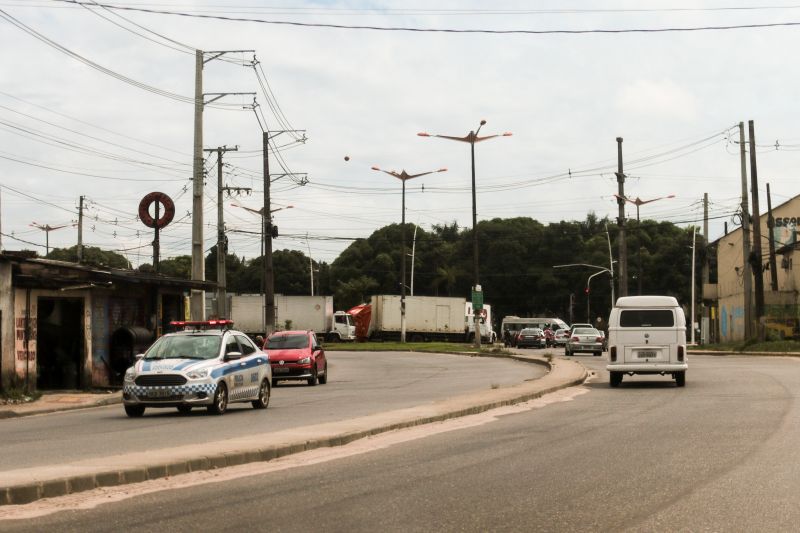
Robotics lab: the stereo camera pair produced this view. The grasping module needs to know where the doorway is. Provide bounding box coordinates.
[37,297,85,390]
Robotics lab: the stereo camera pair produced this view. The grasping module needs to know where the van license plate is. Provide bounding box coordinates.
[638,350,657,358]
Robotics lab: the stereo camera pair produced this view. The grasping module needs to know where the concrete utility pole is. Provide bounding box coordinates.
[205,146,242,319]
[739,122,753,339]
[1,186,4,252]
[77,195,84,262]
[748,120,765,339]
[615,137,628,298]
[190,48,256,321]
[766,183,779,291]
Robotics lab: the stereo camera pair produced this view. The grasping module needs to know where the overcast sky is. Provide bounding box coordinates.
[1,1,799,268]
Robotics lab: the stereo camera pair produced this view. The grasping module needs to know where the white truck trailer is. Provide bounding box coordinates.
[227,294,355,341]
[368,295,467,342]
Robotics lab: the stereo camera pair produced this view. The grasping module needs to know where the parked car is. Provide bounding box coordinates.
[569,323,593,335]
[265,330,327,387]
[122,320,272,417]
[516,328,546,348]
[553,328,571,347]
[598,330,608,350]
[565,327,604,357]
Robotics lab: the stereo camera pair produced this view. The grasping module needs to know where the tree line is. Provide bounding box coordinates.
[45,213,707,326]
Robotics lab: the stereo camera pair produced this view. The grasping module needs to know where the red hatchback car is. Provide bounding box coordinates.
[265,330,327,387]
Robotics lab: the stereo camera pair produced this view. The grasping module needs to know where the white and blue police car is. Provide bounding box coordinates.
[122,320,271,417]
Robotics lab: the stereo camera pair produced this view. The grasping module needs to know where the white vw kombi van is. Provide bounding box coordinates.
[606,296,688,388]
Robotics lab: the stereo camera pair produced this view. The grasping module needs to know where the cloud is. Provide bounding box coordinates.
[616,79,698,121]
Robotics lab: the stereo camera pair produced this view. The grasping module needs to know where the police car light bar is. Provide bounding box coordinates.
[169,320,235,330]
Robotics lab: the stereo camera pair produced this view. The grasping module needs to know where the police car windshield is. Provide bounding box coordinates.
[144,335,222,360]
[266,334,308,349]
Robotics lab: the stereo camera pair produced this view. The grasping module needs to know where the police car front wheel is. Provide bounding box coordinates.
[125,405,145,418]
[208,383,228,415]
[252,379,270,409]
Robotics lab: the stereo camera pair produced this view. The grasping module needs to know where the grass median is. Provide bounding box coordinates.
[323,341,513,356]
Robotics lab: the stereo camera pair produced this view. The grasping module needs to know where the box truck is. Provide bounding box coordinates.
[224,294,355,341]
[367,295,467,342]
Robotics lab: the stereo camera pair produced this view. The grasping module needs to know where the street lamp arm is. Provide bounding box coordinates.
[474,132,513,143]
[553,263,613,273]
[372,166,447,181]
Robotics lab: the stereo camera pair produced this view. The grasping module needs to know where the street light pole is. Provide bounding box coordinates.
[587,270,611,323]
[30,222,72,257]
[554,263,616,320]
[418,120,511,347]
[373,166,446,343]
[614,193,675,294]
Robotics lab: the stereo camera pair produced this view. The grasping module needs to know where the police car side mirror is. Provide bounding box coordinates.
[225,351,243,361]
[135,354,144,361]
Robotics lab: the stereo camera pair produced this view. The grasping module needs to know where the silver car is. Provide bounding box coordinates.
[565,327,604,357]
[123,320,272,417]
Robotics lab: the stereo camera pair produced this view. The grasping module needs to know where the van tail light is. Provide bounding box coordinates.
[610,346,617,362]
[678,345,685,362]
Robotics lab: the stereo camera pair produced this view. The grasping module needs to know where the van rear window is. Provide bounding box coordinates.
[620,310,674,327]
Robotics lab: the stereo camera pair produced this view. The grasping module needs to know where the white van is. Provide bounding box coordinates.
[606,296,687,387]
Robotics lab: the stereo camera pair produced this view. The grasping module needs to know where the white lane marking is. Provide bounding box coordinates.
[0,386,588,520]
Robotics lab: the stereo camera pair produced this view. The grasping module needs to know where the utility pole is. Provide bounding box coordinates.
[0,186,3,252]
[615,137,628,298]
[261,129,307,335]
[739,122,753,339]
[702,193,709,343]
[306,233,314,297]
[206,145,242,319]
[77,195,84,262]
[190,48,256,321]
[748,120,765,340]
[766,183,779,291]
[263,131,275,335]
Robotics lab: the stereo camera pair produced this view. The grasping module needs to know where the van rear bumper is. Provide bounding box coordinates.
[607,363,688,373]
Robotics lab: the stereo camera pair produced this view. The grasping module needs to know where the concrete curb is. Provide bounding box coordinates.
[0,394,122,420]
[0,355,586,506]
[688,350,800,357]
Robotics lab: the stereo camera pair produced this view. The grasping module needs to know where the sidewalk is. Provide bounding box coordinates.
[0,353,586,506]
[0,390,121,419]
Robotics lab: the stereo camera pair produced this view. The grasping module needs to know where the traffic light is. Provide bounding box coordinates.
[584,287,590,295]
[271,225,278,238]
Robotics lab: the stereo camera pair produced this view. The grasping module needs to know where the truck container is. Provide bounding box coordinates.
[224,294,355,341]
[368,295,467,342]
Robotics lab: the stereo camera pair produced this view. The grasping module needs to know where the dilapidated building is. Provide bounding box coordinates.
[708,193,799,341]
[0,253,213,392]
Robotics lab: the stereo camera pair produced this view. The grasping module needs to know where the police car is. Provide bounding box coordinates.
[122,320,271,417]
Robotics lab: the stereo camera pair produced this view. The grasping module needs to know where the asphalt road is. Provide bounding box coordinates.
[0,351,542,471]
[5,353,800,531]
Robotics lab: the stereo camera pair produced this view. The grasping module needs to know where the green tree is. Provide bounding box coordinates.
[47,245,131,269]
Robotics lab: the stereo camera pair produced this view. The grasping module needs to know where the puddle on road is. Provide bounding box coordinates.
[0,386,589,520]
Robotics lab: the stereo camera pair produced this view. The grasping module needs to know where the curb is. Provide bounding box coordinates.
[0,356,586,506]
[0,394,122,420]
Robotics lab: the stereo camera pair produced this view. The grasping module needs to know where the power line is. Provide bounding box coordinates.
[43,1,800,35]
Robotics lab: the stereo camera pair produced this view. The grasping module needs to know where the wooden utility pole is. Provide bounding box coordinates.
[748,120,765,339]
[739,123,753,339]
[77,195,84,263]
[615,137,628,298]
[766,183,779,291]
[263,131,275,335]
